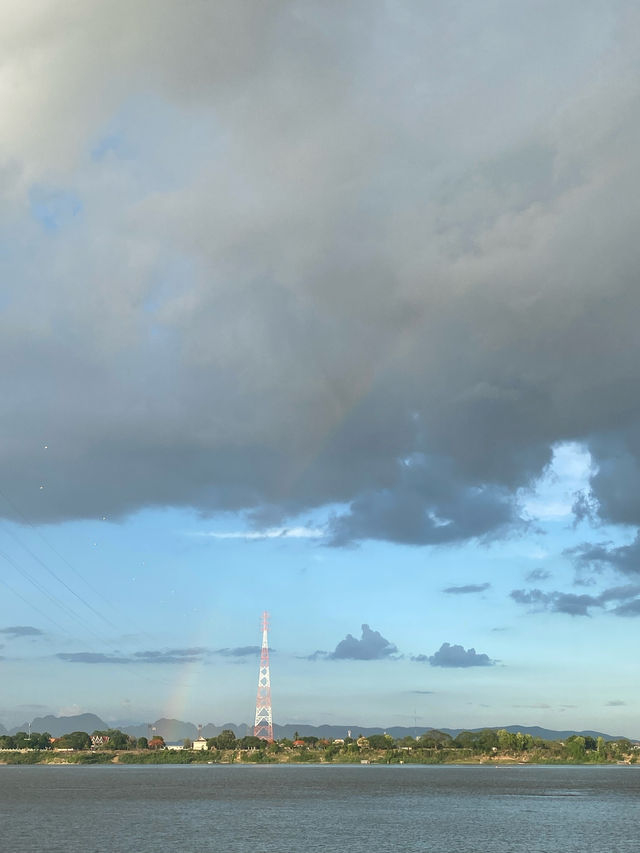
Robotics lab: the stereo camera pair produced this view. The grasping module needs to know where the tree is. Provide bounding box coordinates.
[239,735,264,749]
[367,734,395,750]
[106,729,130,750]
[565,736,586,760]
[515,732,534,751]
[31,732,52,750]
[476,729,499,751]
[420,730,452,749]
[57,731,91,750]
[453,731,476,750]
[217,730,237,750]
[497,729,515,752]
[137,737,149,749]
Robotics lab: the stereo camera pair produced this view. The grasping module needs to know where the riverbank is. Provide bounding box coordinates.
[0,749,636,766]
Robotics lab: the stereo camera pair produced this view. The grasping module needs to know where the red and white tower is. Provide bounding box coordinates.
[253,610,273,741]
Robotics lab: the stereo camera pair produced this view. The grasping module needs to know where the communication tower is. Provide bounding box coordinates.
[253,611,273,741]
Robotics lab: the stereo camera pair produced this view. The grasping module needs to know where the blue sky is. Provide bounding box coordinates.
[1,1,640,736]
[1,444,639,734]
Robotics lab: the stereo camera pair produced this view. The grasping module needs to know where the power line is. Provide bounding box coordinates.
[0,521,117,629]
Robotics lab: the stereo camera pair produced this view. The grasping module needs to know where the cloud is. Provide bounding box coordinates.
[213,646,261,657]
[329,624,398,661]
[525,568,551,582]
[423,643,493,668]
[565,535,640,578]
[606,700,626,707]
[56,652,131,664]
[510,583,640,617]
[571,490,599,526]
[0,1,639,551]
[443,582,490,595]
[304,650,329,661]
[611,599,640,617]
[132,647,207,664]
[56,647,209,665]
[200,527,323,541]
[0,626,44,639]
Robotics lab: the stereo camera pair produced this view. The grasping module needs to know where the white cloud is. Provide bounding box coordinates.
[198,527,324,541]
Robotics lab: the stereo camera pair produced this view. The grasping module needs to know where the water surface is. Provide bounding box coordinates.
[1,764,638,852]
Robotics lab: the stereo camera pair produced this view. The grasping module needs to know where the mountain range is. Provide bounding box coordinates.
[0,714,631,743]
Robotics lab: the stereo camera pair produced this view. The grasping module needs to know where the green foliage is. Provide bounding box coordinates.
[215,730,237,750]
[69,751,115,764]
[57,731,91,750]
[419,730,453,749]
[0,726,634,766]
[565,736,586,760]
[92,729,130,750]
[238,735,265,750]
[367,734,396,750]
[0,750,41,764]
[453,731,477,750]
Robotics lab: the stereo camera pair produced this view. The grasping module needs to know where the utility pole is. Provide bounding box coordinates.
[253,611,273,741]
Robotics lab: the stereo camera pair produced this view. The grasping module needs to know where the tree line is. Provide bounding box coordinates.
[1,727,636,763]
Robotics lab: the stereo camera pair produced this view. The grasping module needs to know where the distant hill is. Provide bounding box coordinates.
[469,725,628,742]
[267,723,628,742]
[1,714,631,742]
[9,713,108,737]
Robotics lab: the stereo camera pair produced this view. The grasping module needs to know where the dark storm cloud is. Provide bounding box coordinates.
[565,536,640,578]
[327,464,524,546]
[0,626,43,639]
[571,491,599,527]
[329,624,398,660]
[443,583,491,595]
[2,2,640,547]
[510,584,640,617]
[424,643,493,668]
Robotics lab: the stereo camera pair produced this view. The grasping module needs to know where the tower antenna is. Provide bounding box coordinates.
[253,610,273,741]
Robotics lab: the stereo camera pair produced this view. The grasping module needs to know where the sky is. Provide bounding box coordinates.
[1,0,640,736]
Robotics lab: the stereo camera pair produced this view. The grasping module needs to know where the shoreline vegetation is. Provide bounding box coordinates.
[1,728,638,766]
